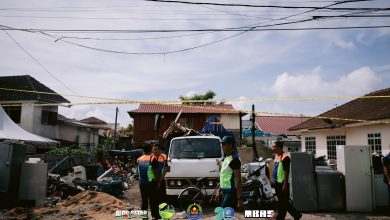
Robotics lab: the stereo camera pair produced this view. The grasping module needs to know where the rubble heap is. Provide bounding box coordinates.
[5,191,130,220]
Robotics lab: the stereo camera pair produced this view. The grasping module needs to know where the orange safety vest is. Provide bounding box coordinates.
[151,153,167,175]
[273,152,289,183]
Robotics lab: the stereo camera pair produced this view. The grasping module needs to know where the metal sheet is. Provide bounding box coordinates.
[290,152,317,212]
[316,170,345,211]
[18,162,48,207]
[337,145,374,212]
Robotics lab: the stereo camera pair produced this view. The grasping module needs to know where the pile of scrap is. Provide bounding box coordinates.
[163,122,199,139]
[5,191,130,220]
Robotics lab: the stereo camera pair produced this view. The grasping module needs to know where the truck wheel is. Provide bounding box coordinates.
[178,187,205,211]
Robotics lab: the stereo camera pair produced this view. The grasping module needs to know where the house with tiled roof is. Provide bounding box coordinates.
[0,75,104,149]
[80,117,107,125]
[256,116,309,152]
[0,75,70,141]
[289,88,390,160]
[256,116,309,136]
[128,103,244,145]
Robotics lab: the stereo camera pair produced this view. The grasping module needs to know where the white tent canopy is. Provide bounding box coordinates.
[0,106,56,143]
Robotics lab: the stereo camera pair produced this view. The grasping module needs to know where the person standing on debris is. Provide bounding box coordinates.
[383,152,390,207]
[152,143,168,203]
[137,143,161,220]
[272,141,302,220]
[216,136,244,211]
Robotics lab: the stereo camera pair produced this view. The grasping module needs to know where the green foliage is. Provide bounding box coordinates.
[241,139,253,147]
[127,123,134,132]
[46,146,88,155]
[179,90,217,105]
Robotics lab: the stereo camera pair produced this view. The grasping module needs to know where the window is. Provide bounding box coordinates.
[41,110,57,125]
[2,105,22,123]
[368,133,381,154]
[305,137,316,155]
[326,136,346,160]
[179,118,193,128]
[170,138,222,159]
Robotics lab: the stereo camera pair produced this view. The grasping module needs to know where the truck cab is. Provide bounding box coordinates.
[165,136,223,196]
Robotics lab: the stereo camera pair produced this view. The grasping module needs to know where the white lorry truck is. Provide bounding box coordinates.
[165,136,223,196]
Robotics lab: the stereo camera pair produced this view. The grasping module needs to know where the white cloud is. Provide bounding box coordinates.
[267,66,381,98]
[185,90,197,97]
[322,33,355,49]
[1,0,388,129]
[232,96,248,111]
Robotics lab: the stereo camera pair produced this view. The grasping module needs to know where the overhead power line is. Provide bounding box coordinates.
[2,23,390,55]
[3,23,390,34]
[0,26,82,97]
[1,87,389,103]
[144,0,380,10]
[1,101,389,125]
[313,14,390,18]
[0,14,282,21]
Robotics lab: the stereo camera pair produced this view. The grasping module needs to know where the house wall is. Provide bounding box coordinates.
[33,106,59,139]
[220,114,240,129]
[131,113,241,146]
[132,113,210,145]
[5,102,60,140]
[301,127,346,157]
[300,124,390,157]
[19,101,38,133]
[346,124,390,155]
[59,124,79,143]
[58,124,99,147]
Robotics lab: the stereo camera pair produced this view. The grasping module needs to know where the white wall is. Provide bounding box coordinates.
[220,114,240,129]
[301,127,346,157]
[19,101,37,133]
[59,124,79,143]
[346,124,390,155]
[59,125,99,147]
[300,123,390,157]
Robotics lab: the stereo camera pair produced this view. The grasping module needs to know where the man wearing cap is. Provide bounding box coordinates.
[216,136,243,211]
[273,141,302,220]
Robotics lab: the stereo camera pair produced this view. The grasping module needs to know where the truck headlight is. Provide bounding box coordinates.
[176,180,182,186]
[169,180,175,187]
[208,180,214,187]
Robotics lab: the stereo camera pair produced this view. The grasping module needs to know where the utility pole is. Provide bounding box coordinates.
[251,104,258,161]
[239,111,243,145]
[113,107,118,150]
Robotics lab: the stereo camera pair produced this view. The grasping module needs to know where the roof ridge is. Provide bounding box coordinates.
[290,88,390,131]
[26,75,41,101]
[0,75,70,103]
[139,103,232,105]
[365,87,390,96]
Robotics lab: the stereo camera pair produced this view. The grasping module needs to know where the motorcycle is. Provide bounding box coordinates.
[242,157,277,209]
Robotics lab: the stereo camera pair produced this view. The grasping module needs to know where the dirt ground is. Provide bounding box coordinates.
[1,184,389,220]
[122,184,390,220]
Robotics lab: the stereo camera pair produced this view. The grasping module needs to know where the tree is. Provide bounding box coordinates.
[179,90,217,105]
[126,123,134,132]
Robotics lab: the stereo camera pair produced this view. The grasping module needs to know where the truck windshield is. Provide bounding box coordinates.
[169,138,222,159]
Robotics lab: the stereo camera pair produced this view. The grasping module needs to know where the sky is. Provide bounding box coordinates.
[0,0,389,127]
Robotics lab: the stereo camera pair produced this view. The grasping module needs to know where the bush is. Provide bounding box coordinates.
[46,147,88,155]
